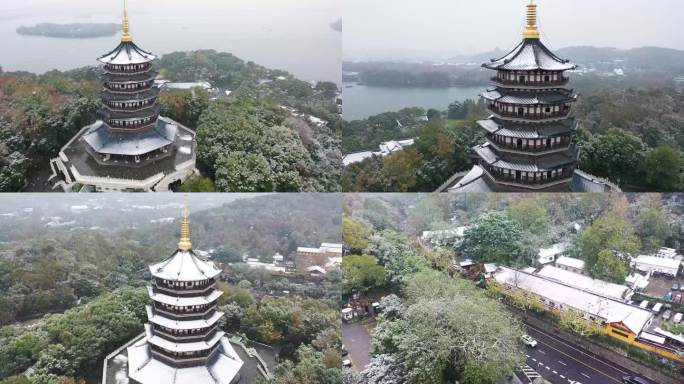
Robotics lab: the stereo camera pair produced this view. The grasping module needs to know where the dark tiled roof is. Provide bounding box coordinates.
[481,88,577,105]
[98,41,155,65]
[83,119,175,156]
[474,143,578,172]
[478,118,578,139]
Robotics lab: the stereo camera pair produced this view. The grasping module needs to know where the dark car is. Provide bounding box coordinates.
[623,375,649,384]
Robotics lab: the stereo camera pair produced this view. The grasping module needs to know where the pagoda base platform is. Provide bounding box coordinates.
[444,165,620,193]
[48,116,197,192]
[102,333,273,384]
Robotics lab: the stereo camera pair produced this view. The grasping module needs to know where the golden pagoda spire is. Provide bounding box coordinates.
[177,195,192,251]
[523,0,540,39]
[121,0,132,42]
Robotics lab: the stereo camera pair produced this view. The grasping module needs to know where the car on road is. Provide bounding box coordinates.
[622,375,650,384]
[663,309,672,320]
[673,282,681,291]
[342,359,352,368]
[521,334,538,347]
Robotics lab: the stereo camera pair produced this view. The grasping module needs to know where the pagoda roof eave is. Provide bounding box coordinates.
[483,39,577,72]
[98,41,156,65]
[477,117,578,139]
[474,143,578,172]
[482,88,578,105]
[149,249,222,282]
[146,305,224,329]
[147,285,223,306]
[145,324,224,353]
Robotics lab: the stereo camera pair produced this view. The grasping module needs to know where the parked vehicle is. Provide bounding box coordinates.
[663,310,673,320]
[673,312,683,323]
[639,300,649,309]
[342,359,352,368]
[675,294,683,303]
[673,282,681,291]
[664,292,673,301]
[651,302,663,313]
[522,334,538,347]
[623,376,650,384]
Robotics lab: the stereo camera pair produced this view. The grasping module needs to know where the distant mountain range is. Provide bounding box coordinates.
[447,46,684,73]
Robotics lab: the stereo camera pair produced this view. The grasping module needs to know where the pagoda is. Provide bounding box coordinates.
[448,0,618,193]
[49,3,196,192]
[125,202,244,383]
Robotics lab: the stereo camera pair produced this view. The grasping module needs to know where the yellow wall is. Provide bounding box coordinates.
[605,323,684,363]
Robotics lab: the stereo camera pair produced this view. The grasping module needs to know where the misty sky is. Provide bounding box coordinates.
[343,0,684,61]
[0,0,340,82]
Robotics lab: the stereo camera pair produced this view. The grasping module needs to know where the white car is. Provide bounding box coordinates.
[522,334,538,347]
[673,312,683,323]
[342,359,352,368]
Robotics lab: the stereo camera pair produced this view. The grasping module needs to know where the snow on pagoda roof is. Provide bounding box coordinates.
[144,324,224,353]
[474,143,577,172]
[477,118,577,139]
[483,39,576,71]
[127,336,243,384]
[98,41,156,65]
[147,286,223,306]
[146,305,223,329]
[83,119,176,156]
[149,249,222,282]
[481,89,577,105]
[448,165,497,193]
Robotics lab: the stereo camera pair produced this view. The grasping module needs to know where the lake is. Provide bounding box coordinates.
[0,0,340,83]
[342,83,484,121]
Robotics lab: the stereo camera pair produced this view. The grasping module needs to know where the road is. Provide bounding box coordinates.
[341,321,373,371]
[517,323,646,384]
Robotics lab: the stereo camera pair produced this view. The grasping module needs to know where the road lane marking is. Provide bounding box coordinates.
[553,370,558,374]
[538,349,546,354]
[532,337,621,383]
[581,372,590,379]
[560,375,565,379]
[558,360,567,366]
[526,323,629,375]
[532,358,537,362]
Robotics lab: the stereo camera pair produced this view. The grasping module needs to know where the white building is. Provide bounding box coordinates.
[554,256,585,274]
[494,267,653,335]
[536,265,632,301]
[632,255,681,277]
[537,243,567,265]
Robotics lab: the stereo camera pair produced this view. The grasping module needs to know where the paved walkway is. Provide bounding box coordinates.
[342,320,373,371]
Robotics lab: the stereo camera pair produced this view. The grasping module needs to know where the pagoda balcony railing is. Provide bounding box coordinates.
[104,69,152,76]
[481,164,574,187]
[153,324,218,340]
[153,305,217,319]
[488,106,570,121]
[103,83,155,94]
[487,138,572,155]
[150,345,220,367]
[153,285,215,298]
[154,327,218,344]
[154,280,215,293]
[104,64,152,75]
[103,103,157,114]
[491,76,569,88]
[105,119,158,132]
